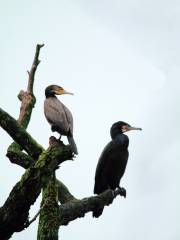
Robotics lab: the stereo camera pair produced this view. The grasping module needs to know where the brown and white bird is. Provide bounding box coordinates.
[44,84,78,154]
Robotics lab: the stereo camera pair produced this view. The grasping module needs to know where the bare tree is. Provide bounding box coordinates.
[0,44,123,240]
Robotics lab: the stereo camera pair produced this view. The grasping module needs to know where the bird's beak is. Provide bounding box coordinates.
[62,90,74,95]
[128,126,142,131]
[122,125,142,133]
[55,89,74,95]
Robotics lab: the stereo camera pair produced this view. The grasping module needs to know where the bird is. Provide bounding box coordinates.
[93,121,142,218]
[44,84,78,154]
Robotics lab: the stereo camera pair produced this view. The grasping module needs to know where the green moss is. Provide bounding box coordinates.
[37,178,59,240]
[0,107,43,158]
[0,139,72,239]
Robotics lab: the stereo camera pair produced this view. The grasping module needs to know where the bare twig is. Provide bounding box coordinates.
[25,199,48,228]
[18,43,44,128]
[27,44,44,93]
[26,210,41,227]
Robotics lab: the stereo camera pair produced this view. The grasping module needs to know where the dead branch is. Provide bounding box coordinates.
[18,44,44,128]
[6,44,44,166]
[27,44,44,93]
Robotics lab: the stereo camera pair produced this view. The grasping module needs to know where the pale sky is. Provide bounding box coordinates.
[0,1,179,239]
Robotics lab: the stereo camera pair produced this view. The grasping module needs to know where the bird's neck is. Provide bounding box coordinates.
[45,93,56,98]
[113,133,129,148]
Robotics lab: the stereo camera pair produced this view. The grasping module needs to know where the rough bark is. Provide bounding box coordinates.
[26,44,44,94]
[56,179,77,204]
[37,176,59,240]
[18,43,44,128]
[7,43,44,166]
[37,178,77,240]
[0,107,43,158]
[0,140,73,240]
[58,188,122,226]
[6,144,35,168]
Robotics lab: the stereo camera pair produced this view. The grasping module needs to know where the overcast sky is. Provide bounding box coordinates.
[0,1,179,239]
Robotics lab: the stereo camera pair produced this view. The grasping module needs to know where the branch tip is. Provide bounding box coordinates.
[37,43,44,48]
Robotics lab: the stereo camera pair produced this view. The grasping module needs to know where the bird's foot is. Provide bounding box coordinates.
[118,187,126,198]
[71,152,76,159]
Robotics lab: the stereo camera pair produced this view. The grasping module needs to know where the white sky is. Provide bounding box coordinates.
[0,1,179,239]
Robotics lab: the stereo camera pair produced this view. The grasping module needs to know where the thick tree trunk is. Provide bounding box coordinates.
[37,176,59,240]
[0,138,72,239]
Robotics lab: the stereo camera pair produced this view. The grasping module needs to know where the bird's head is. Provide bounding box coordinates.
[110,121,142,139]
[45,85,74,98]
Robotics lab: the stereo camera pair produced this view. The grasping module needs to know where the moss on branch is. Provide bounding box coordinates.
[58,190,113,225]
[56,179,77,204]
[58,188,122,226]
[0,140,73,240]
[37,177,59,240]
[0,107,43,158]
[7,142,35,168]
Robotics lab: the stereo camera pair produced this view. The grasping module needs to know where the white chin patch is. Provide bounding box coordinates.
[122,129,127,133]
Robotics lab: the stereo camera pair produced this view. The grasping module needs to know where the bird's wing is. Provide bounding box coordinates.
[95,141,116,177]
[44,97,71,133]
[61,102,74,135]
[94,141,117,193]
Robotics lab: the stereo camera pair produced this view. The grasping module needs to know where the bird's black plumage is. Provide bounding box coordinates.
[93,121,141,217]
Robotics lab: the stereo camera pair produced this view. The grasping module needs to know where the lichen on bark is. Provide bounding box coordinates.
[0,139,72,240]
[37,176,59,240]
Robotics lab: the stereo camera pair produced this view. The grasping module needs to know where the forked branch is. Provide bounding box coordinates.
[0,139,73,240]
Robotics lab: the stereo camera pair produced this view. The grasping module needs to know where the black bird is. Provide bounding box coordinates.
[93,121,141,218]
[44,85,78,154]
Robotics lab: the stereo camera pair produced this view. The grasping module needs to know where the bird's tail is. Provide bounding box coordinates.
[67,136,78,154]
[92,207,104,218]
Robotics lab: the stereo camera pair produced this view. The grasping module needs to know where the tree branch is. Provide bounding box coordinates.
[17,90,36,129]
[17,43,44,128]
[25,195,48,228]
[58,188,123,226]
[56,179,77,204]
[0,140,73,240]
[6,44,44,167]
[27,44,44,93]
[6,145,35,168]
[37,179,124,237]
[0,107,43,158]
